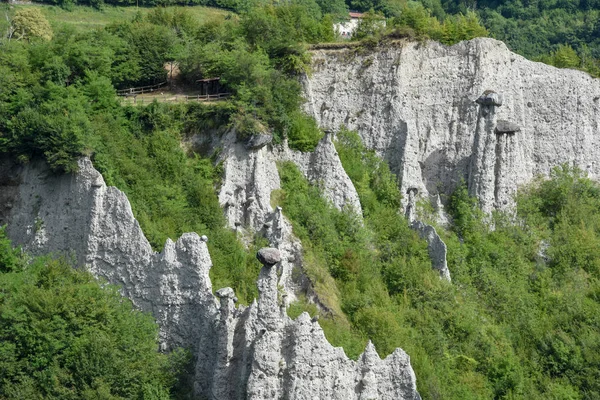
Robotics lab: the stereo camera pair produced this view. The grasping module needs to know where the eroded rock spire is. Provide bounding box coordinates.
[469,91,521,213]
[0,159,421,400]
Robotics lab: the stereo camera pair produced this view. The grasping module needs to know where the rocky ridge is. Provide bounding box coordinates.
[304,38,600,214]
[0,158,218,355]
[0,157,420,400]
[205,129,361,304]
[209,248,420,400]
[192,118,453,295]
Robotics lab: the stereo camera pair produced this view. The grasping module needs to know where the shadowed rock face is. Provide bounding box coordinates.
[245,133,273,150]
[0,158,421,400]
[405,188,451,282]
[495,120,520,134]
[304,38,600,213]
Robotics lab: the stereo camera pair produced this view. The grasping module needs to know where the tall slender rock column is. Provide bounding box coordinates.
[469,91,521,214]
[246,248,285,400]
[469,91,503,214]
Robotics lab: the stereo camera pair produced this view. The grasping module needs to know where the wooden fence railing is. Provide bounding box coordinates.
[119,93,231,105]
[117,82,168,96]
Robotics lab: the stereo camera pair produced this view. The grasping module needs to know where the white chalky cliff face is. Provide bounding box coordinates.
[0,158,420,400]
[304,38,600,213]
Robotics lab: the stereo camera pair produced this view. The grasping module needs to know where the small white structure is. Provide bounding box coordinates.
[334,11,365,39]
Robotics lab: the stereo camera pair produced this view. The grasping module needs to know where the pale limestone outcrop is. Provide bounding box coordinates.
[410,221,451,281]
[277,133,362,215]
[0,158,218,359]
[217,130,282,233]
[214,129,361,303]
[216,130,361,233]
[304,38,600,214]
[0,158,420,400]
[207,248,420,400]
[263,205,308,307]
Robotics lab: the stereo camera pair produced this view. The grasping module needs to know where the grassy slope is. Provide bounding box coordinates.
[1,3,228,31]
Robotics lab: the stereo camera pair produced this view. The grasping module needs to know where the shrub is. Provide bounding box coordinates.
[0,230,179,399]
[287,111,323,152]
[10,8,53,42]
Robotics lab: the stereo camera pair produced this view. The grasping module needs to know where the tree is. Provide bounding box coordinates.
[552,44,581,69]
[316,0,348,19]
[108,21,176,85]
[352,10,386,40]
[9,8,53,42]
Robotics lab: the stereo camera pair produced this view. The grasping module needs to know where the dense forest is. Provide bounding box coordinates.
[1,0,600,398]
[12,0,600,73]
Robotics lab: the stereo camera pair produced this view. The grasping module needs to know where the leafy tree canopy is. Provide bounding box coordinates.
[0,228,183,399]
[9,8,53,42]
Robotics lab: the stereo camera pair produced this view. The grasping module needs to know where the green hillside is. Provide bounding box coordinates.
[0,229,186,399]
[1,0,600,399]
[2,4,228,32]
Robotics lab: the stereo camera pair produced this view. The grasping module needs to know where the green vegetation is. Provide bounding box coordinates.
[352,6,488,46]
[7,0,599,74]
[466,0,600,74]
[278,129,600,399]
[1,0,329,157]
[35,4,228,32]
[89,102,264,304]
[0,228,182,399]
[0,0,335,300]
[276,129,436,361]
[16,0,245,10]
[347,0,600,75]
[2,0,600,398]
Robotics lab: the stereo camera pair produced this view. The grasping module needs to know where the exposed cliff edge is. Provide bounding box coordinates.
[304,38,600,214]
[192,129,361,305]
[0,157,420,400]
[0,158,218,354]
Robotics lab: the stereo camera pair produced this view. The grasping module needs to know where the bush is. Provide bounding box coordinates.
[6,84,91,173]
[0,229,179,399]
[353,10,387,40]
[287,111,323,152]
[388,5,488,45]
